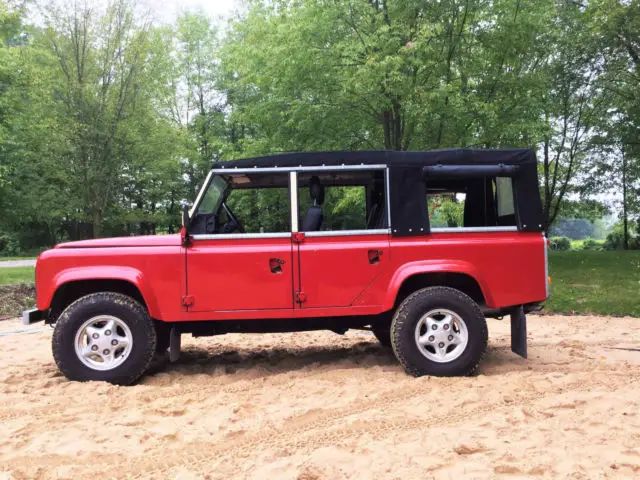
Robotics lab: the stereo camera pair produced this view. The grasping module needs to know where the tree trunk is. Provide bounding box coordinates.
[622,150,629,250]
[92,211,102,238]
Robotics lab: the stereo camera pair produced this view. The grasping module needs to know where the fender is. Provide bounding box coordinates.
[382,259,493,310]
[42,266,160,318]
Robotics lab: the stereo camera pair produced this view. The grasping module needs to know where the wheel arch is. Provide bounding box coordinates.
[383,261,492,310]
[46,267,158,321]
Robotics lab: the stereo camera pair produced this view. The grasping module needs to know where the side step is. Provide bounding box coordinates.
[510,306,527,359]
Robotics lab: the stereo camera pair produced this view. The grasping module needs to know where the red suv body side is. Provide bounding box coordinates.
[35,230,547,322]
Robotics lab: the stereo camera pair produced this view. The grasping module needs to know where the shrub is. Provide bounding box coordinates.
[604,229,640,250]
[0,232,21,256]
[549,236,572,251]
[578,237,604,251]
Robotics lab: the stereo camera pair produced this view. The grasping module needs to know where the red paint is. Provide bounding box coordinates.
[185,237,294,312]
[35,231,547,322]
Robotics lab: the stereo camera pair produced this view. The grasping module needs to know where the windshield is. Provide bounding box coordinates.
[196,175,228,215]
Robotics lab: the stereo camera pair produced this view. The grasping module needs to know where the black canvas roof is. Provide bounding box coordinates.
[212,148,536,169]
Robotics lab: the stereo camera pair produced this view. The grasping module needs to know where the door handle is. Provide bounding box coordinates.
[368,249,383,264]
[269,258,285,274]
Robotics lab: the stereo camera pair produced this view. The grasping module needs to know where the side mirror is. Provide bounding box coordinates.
[181,205,191,246]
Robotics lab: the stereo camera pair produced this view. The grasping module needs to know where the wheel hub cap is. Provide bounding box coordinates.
[74,315,133,371]
[414,309,469,363]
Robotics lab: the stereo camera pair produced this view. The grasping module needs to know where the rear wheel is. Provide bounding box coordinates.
[390,286,487,377]
[52,292,156,385]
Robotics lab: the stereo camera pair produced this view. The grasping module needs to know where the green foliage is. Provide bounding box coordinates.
[545,251,640,316]
[549,236,572,251]
[0,0,638,251]
[572,238,604,251]
[604,222,640,250]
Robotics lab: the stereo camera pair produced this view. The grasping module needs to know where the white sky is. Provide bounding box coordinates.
[138,0,240,23]
[28,0,241,26]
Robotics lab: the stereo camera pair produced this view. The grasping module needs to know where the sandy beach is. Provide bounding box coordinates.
[1,314,639,479]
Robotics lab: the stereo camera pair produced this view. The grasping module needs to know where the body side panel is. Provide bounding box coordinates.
[36,246,183,319]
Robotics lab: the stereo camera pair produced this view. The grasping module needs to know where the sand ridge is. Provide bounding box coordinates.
[0,315,639,479]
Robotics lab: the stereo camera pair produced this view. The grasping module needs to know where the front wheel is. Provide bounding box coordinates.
[390,286,488,377]
[52,292,157,385]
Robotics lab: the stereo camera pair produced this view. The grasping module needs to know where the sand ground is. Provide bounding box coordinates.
[0,315,639,480]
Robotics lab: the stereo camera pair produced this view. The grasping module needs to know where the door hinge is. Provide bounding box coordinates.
[182,295,195,307]
[292,232,306,243]
[295,291,307,303]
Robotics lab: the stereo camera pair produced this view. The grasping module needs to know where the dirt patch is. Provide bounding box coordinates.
[0,283,35,319]
[0,315,639,479]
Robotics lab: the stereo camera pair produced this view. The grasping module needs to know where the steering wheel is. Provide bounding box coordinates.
[221,203,244,233]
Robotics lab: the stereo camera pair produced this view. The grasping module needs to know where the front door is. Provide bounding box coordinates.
[185,170,294,312]
[186,236,293,312]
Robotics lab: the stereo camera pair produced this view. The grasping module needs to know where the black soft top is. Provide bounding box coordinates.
[211,148,543,235]
[212,148,536,169]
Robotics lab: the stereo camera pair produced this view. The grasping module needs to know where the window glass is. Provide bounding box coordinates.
[297,170,386,232]
[496,177,515,217]
[197,175,227,215]
[191,172,290,235]
[425,176,516,229]
[226,188,290,233]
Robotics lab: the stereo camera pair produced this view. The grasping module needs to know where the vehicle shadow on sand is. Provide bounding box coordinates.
[150,339,401,378]
[146,338,540,380]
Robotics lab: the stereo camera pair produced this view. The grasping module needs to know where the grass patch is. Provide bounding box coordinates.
[0,267,35,285]
[547,251,640,316]
[0,257,37,261]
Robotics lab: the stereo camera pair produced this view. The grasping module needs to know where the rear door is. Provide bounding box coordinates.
[294,167,390,309]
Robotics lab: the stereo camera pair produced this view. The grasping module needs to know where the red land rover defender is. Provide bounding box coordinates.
[24,149,549,385]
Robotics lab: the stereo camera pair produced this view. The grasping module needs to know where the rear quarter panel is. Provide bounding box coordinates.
[355,231,547,310]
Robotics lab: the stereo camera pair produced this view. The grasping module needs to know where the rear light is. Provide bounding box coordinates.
[548,276,552,284]
[546,237,551,246]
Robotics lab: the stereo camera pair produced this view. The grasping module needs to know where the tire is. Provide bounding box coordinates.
[372,326,392,347]
[390,286,488,377]
[52,292,157,385]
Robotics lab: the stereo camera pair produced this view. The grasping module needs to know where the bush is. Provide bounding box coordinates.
[549,236,572,251]
[578,237,604,251]
[0,232,21,256]
[604,228,640,251]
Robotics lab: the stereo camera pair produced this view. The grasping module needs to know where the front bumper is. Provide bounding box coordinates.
[22,308,44,326]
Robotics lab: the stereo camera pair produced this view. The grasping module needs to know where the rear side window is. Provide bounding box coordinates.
[425,176,516,229]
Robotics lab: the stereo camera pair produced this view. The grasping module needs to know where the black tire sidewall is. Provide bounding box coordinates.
[52,293,156,385]
[391,287,487,376]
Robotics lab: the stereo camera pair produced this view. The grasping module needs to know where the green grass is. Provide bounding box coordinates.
[0,256,37,261]
[0,267,35,285]
[547,251,640,316]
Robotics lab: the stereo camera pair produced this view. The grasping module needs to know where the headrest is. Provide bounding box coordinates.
[309,176,325,205]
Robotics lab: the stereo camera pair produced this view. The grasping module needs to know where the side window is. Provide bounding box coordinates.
[297,170,387,232]
[426,176,516,230]
[191,172,290,235]
[428,193,465,228]
[496,177,515,218]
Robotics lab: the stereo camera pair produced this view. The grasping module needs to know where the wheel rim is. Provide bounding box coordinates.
[74,315,133,371]
[414,308,469,363]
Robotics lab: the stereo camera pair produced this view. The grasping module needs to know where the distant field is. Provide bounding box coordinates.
[546,251,640,317]
[0,257,37,262]
[0,267,34,286]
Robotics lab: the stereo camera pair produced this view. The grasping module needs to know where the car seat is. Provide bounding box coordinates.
[301,176,324,231]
